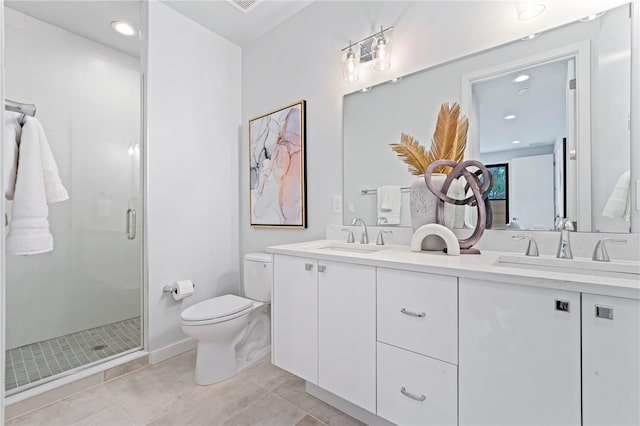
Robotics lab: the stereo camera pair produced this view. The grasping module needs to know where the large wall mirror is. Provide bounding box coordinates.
[343,3,633,234]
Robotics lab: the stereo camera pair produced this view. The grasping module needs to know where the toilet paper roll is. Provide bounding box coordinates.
[173,280,194,301]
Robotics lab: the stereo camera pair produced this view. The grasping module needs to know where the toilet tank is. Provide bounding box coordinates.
[243,253,273,302]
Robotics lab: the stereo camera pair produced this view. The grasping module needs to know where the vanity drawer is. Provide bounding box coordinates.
[377,342,457,426]
[377,268,457,364]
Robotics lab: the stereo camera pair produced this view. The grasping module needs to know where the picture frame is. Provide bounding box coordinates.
[248,100,307,228]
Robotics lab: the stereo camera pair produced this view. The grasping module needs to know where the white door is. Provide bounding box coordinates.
[318,261,376,413]
[272,255,318,384]
[582,294,640,426]
[510,154,555,229]
[459,278,581,425]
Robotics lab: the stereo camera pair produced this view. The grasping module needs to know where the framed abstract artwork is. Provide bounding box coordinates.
[249,100,307,228]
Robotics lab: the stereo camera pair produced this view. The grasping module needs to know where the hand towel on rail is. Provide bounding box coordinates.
[376,185,401,225]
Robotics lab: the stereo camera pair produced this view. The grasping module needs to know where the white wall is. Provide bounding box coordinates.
[4,7,142,348]
[146,1,241,355]
[240,0,634,258]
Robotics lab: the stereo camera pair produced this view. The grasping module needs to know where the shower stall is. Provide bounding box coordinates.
[3,2,144,394]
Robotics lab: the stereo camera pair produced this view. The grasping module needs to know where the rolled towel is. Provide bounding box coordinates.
[6,117,54,255]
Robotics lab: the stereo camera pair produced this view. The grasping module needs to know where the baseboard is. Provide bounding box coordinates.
[305,382,393,426]
[149,337,197,364]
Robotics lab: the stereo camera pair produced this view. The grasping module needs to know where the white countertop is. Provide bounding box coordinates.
[267,240,640,300]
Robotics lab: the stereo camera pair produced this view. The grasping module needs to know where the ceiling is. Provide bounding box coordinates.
[5,1,142,57]
[160,0,314,46]
[474,59,569,154]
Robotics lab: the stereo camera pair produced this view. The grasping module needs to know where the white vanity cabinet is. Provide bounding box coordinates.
[272,255,377,411]
[459,278,582,426]
[318,261,376,413]
[582,294,640,426]
[272,255,318,384]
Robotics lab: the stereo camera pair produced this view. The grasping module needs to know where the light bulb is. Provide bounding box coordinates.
[111,21,137,37]
[373,37,392,71]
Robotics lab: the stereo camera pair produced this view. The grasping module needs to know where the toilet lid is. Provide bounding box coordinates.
[181,294,254,322]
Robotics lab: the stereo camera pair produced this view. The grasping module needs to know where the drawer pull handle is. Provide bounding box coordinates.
[304,263,313,271]
[401,308,426,318]
[400,387,426,402]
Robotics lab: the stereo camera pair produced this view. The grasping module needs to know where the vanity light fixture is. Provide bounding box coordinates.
[360,87,372,93]
[111,21,137,37]
[512,140,521,144]
[513,74,530,83]
[515,0,546,20]
[504,114,517,120]
[580,12,606,22]
[341,26,393,82]
[390,76,403,83]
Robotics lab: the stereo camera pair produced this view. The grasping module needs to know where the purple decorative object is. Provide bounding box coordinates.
[424,160,493,254]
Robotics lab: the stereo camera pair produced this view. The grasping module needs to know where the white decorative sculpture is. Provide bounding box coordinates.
[410,223,460,256]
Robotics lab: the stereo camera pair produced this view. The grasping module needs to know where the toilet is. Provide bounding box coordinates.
[181,253,272,385]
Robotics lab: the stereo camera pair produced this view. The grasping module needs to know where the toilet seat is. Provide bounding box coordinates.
[181,294,254,326]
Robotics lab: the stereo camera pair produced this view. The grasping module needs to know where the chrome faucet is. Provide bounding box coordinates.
[340,228,355,243]
[351,218,369,244]
[377,217,388,226]
[592,238,627,262]
[555,218,574,259]
[512,235,539,257]
[376,230,392,246]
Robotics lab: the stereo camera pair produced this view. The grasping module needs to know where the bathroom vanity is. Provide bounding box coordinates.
[267,241,640,426]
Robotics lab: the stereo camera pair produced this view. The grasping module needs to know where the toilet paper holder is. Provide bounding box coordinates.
[163,282,195,295]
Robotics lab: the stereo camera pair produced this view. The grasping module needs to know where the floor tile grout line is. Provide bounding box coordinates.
[37,341,55,379]
[8,350,18,387]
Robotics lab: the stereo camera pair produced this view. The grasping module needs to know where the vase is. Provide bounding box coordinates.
[410,174,464,251]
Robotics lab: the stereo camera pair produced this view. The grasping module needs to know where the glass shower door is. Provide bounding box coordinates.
[3,3,143,394]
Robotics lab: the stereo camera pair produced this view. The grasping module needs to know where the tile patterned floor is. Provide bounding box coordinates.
[5,317,142,392]
[6,350,365,426]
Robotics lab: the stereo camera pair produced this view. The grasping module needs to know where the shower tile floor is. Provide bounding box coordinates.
[5,317,141,392]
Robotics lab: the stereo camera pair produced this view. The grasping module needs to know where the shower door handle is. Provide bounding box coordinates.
[126,209,137,240]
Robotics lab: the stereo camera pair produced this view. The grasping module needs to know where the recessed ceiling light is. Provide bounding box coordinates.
[504,114,517,120]
[111,21,137,37]
[512,140,521,144]
[360,87,372,93]
[513,74,530,83]
[580,12,606,22]
[521,33,540,41]
[389,76,403,83]
[517,87,529,95]
[515,1,546,20]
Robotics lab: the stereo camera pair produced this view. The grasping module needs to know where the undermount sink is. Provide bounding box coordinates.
[303,241,388,254]
[494,255,640,280]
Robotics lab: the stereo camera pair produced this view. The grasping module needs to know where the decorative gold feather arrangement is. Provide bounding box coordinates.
[390,103,469,176]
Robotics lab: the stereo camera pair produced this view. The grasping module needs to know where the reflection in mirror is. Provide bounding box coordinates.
[343,3,633,233]
[3,1,143,393]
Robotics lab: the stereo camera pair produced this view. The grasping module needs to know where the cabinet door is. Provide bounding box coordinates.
[459,278,581,426]
[582,294,640,426]
[318,260,376,413]
[272,255,318,384]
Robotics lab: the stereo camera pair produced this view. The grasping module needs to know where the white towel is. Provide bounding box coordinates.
[6,117,53,254]
[602,170,630,221]
[34,118,69,203]
[377,185,401,225]
[3,112,22,200]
